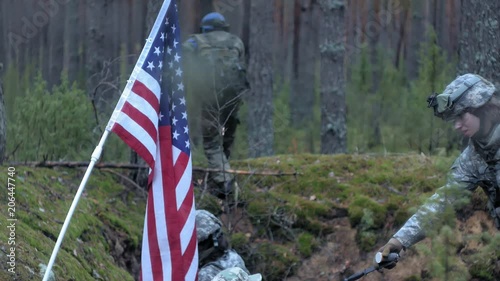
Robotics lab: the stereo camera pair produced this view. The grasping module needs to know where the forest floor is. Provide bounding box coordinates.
[1,153,499,281]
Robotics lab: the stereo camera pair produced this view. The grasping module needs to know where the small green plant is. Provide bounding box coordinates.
[297,232,316,257]
[415,183,471,281]
[8,73,97,161]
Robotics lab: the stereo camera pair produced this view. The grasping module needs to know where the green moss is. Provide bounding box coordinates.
[253,242,299,280]
[0,153,481,281]
[230,232,249,249]
[348,196,386,228]
[297,233,316,257]
[0,167,144,280]
[356,230,378,252]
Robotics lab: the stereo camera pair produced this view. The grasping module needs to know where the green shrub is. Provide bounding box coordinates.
[8,73,97,161]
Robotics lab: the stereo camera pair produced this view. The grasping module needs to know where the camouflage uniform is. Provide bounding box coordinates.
[395,74,500,248]
[183,18,248,197]
[196,209,252,281]
[212,267,262,281]
[199,250,251,281]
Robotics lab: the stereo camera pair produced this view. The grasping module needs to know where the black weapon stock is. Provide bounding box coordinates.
[343,253,400,281]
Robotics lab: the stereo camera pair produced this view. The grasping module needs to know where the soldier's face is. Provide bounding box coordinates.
[453,112,480,137]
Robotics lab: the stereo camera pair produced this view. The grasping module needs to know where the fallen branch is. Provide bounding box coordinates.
[101,168,147,198]
[9,161,301,177]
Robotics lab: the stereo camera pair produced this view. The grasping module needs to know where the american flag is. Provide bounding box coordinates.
[106,0,198,280]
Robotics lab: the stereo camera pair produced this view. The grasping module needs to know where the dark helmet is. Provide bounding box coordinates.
[200,12,229,33]
[427,73,496,121]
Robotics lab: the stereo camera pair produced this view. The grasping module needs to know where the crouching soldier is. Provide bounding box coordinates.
[196,210,255,281]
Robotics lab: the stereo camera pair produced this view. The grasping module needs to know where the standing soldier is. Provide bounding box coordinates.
[182,12,249,199]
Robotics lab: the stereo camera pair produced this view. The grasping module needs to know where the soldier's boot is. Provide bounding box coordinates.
[207,178,242,210]
[206,179,225,200]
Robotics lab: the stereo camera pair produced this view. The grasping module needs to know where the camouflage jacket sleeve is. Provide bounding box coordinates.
[234,37,246,67]
[182,36,198,53]
[393,146,481,248]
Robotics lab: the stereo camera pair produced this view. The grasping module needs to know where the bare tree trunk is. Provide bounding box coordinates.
[63,0,80,83]
[247,0,275,158]
[458,0,500,85]
[200,0,214,17]
[146,0,164,33]
[0,2,4,69]
[367,0,382,149]
[0,66,5,163]
[319,0,346,154]
[47,1,65,88]
[406,0,425,79]
[242,0,251,63]
[445,0,461,59]
[273,0,286,82]
[180,0,200,40]
[130,0,148,55]
[86,0,106,102]
[290,0,317,129]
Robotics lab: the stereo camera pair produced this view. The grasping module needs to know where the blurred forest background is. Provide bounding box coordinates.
[0,0,499,164]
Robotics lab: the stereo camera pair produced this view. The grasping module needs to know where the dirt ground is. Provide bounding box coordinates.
[285,211,498,281]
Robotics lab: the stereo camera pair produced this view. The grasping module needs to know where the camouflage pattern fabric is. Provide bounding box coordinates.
[201,98,240,188]
[196,209,223,242]
[198,250,249,281]
[211,267,262,281]
[393,124,500,248]
[433,73,496,121]
[182,30,248,193]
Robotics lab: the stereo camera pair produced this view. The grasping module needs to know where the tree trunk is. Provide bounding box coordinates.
[242,0,251,63]
[86,0,106,102]
[46,0,65,88]
[290,0,317,129]
[319,0,346,154]
[63,0,80,83]
[146,0,164,33]
[200,0,214,17]
[247,0,275,158]
[0,2,4,69]
[180,0,200,40]
[130,0,148,55]
[458,0,500,85]
[406,0,425,79]
[0,66,5,163]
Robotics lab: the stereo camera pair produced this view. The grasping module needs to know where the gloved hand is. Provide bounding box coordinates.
[378,238,403,257]
[376,238,403,269]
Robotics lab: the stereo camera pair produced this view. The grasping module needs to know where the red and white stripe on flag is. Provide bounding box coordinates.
[106,0,198,280]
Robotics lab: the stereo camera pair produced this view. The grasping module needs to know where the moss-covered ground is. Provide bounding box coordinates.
[1,153,498,280]
[0,167,145,280]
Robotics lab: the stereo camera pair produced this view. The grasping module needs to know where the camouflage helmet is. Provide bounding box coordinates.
[427,73,496,121]
[196,209,222,242]
[201,12,229,33]
[212,267,262,281]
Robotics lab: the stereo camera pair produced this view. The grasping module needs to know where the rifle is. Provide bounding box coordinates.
[343,252,400,281]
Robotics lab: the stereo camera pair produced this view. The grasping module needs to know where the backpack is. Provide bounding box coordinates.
[190,33,248,97]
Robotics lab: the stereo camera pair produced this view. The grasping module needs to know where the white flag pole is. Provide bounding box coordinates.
[42,2,171,279]
[42,130,110,281]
